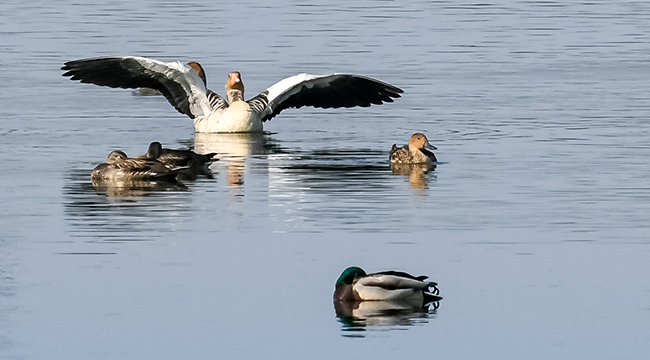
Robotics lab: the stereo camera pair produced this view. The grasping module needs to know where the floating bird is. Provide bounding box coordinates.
[61,56,403,133]
[92,150,184,181]
[334,267,441,303]
[139,141,218,179]
[389,133,437,164]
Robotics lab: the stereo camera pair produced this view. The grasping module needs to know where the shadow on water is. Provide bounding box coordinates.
[270,148,402,193]
[334,300,440,338]
[63,169,194,242]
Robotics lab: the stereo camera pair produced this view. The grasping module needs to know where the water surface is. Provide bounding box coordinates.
[1,1,650,359]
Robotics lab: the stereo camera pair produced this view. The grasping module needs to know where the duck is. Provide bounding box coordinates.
[135,61,206,96]
[334,266,442,303]
[61,56,404,133]
[389,133,437,164]
[91,150,184,182]
[138,141,218,179]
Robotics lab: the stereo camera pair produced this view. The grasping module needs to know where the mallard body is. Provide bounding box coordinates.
[334,267,441,303]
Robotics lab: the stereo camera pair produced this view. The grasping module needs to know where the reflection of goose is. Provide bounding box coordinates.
[334,267,442,303]
[92,150,184,182]
[194,132,267,187]
[390,133,437,164]
[61,56,403,133]
[138,141,218,180]
[194,132,266,158]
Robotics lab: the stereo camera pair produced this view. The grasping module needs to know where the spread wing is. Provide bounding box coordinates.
[247,73,403,122]
[61,56,224,119]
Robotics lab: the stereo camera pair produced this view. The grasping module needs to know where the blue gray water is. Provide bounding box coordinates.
[1,1,650,359]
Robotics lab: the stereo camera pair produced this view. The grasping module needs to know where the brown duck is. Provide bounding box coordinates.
[92,150,184,181]
[389,133,437,164]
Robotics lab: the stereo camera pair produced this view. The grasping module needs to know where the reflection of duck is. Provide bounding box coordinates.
[390,163,435,189]
[390,133,437,164]
[139,141,218,180]
[91,177,187,197]
[62,56,403,133]
[334,267,442,303]
[92,150,183,182]
[334,298,436,330]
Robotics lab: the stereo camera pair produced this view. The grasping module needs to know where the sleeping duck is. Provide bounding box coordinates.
[334,267,442,303]
[389,133,437,164]
[139,141,218,179]
[92,150,184,182]
[61,56,403,133]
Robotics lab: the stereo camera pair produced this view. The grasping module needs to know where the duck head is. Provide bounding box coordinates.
[226,71,244,102]
[107,150,128,163]
[409,133,436,154]
[336,267,367,287]
[145,141,163,159]
[334,267,367,302]
[187,61,207,86]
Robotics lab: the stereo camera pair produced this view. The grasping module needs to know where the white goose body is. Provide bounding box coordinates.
[194,100,260,133]
[61,56,403,133]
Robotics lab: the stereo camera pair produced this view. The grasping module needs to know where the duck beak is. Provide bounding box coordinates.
[425,141,437,150]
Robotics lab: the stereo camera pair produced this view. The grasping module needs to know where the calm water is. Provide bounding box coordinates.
[2,0,650,359]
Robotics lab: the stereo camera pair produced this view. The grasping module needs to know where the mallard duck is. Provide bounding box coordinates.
[91,150,184,182]
[139,141,218,179]
[334,267,442,303]
[390,133,437,164]
[61,56,403,133]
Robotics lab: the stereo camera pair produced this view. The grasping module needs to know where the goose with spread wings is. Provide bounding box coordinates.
[61,56,404,133]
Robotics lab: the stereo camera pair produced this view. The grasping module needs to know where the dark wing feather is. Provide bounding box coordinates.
[372,270,427,281]
[248,73,403,122]
[61,56,214,119]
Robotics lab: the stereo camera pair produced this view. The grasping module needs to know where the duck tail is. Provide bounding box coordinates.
[151,165,190,181]
[201,152,219,164]
[423,282,442,302]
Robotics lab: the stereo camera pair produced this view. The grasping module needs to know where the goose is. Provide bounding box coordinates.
[334,267,442,303]
[92,150,184,181]
[61,56,404,133]
[389,133,437,164]
[138,141,218,179]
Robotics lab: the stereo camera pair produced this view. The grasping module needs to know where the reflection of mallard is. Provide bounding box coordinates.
[335,298,436,330]
[92,150,184,181]
[390,133,437,164]
[334,267,442,303]
[139,141,218,179]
